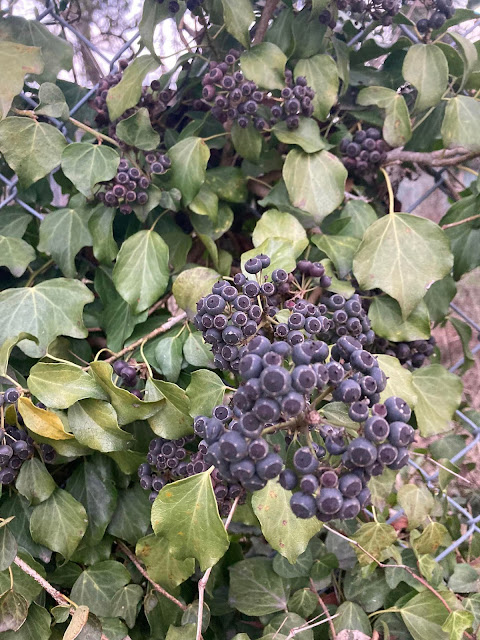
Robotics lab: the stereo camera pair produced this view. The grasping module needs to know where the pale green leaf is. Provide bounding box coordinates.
[15,458,56,506]
[412,364,463,436]
[0,235,35,277]
[272,118,327,153]
[376,355,417,407]
[403,44,448,112]
[369,296,431,342]
[68,399,132,453]
[169,137,210,205]
[136,534,195,591]
[229,557,289,616]
[0,41,44,119]
[61,143,120,197]
[397,484,434,530]
[28,362,108,409]
[221,0,255,49]
[294,55,339,120]
[442,96,480,151]
[240,42,287,90]
[107,55,159,121]
[357,86,411,147]
[252,210,308,258]
[116,107,160,150]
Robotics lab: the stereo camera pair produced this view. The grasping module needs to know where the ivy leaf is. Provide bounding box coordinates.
[111,584,144,628]
[442,610,475,640]
[0,590,28,632]
[449,317,475,374]
[0,235,35,277]
[402,44,448,112]
[424,276,457,325]
[68,399,133,453]
[376,355,417,407]
[442,96,480,151]
[136,534,195,591]
[183,333,214,368]
[38,196,94,278]
[0,40,43,118]
[334,200,377,239]
[107,484,152,545]
[35,82,69,119]
[449,32,478,89]
[312,235,360,279]
[231,120,262,163]
[30,488,88,560]
[112,230,170,313]
[399,590,454,640]
[154,333,186,382]
[0,333,38,377]
[252,481,322,564]
[398,485,434,530]
[0,602,51,640]
[139,0,171,56]
[169,137,210,205]
[172,267,220,317]
[294,55,339,120]
[151,471,229,571]
[15,458,56,506]
[17,397,74,440]
[116,108,160,150]
[448,564,480,593]
[0,525,17,572]
[357,87,411,147]
[186,370,226,418]
[252,210,308,258]
[240,43,287,90]
[353,213,453,318]
[0,495,51,562]
[88,205,118,264]
[228,557,289,616]
[369,296,431,342]
[61,143,120,197]
[352,522,397,566]
[166,625,197,640]
[412,364,463,436]
[440,195,480,279]
[0,206,31,238]
[333,602,372,636]
[272,118,327,153]
[89,361,165,425]
[265,612,313,639]
[412,522,450,555]
[147,380,193,439]
[106,55,159,121]
[0,278,94,358]
[283,149,347,223]
[0,117,66,188]
[27,362,108,409]
[221,0,255,49]
[71,561,131,617]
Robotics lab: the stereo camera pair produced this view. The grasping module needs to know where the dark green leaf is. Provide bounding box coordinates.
[312,234,360,279]
[88,204,118,264]
[0,495,51,562]
[221,0,255,49]
[28,362,108,409]
[136,534,195,591]
[0,602,51,640]
[169,137,210,205]
[424,275,457,324]
[228,557,289,616]
[0,525,17,572]
[449,316,474,373]
[0,591,29,633]
[154,334,185,382]
[107,484,151,545]
[369,296,431,342]
[333,601,372,636]
[440,195,480,279]
[448,564,480,593]
[294,55,339,120]
[61,143,120,197]
[111,584,143,628]
[399,590,454,640]
[15,458,56,506]
[71,561,131,617]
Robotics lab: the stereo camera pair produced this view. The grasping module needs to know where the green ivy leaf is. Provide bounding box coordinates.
[399,590,454,640]
[252,210,308,258]
[205,167,247,203]
[0,602,51,640]
[0,117,66,188]
[154,334,185,382]
[116,108,160,150]
[112,230,170,313]
[412,364,463,436]
[442,96,480,151]
[0,278,93,357]
[0,525,17,572]
[334,200,377,239]
[88,204,118,264]
[35,82,69,119]
[15,458,56,506]
[442,610,475,640]
[287,589,317,619]
[252,481,322,563]
[312,234,360,279]
[0,206,31,238]
[283,149,347,223]
[228,557,289,616]
[402,44,448,112]
[294,55,339,120]
[353,213,453,318]
[28,362,108,409]
[0,495,51,562]
[107,484,152,545]
[0,590,28,633]
[169,137,210,205]
[111,584,144,628]
[106,55,159,121]
[440,195,480,279]
[369,296,431,342]
[147,379,193,439]
[376,355,417,407]
[398,485,434,530]
[151,471,229,571]
[265,612,313,640]
[0,41,44,118]
[71,561,131,617]
[172,267,220,317]
[231,120,262,163]
[272,118,327,153]
[183,333,214,368]
[139,0,171,56]
[61,143,119,197]
[186,370,226,418]
[30,488,88,560]
[0,333,38,377]
[0,235,35,277]
[449,32,478,89]
[136,534,195,591]
[412,522,450,555]
[240,43,287,90]
[189,185,219,220]
[449,316,475,373]
[221,0,255,49]
[333,601,372,636]
[166,625,197,640]
[424,275,457,325]
[357,87,412,147]
[68,399,133,452]
[352,522,397,566]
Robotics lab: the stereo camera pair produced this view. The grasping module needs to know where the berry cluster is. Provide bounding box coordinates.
[317,0,401,28]
[201,53,315,131]
[96,153,170,215]
[417,0,455,33]
[373,336,436,369]
[340,127,390,177]
[112,360,143,398]
[0,423,35,486]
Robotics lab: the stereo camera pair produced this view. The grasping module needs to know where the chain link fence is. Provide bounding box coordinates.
[0,0,479,563]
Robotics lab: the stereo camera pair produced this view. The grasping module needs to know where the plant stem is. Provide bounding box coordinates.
[69,117,120,147]
[25,259,54,287]
[309,579,336,640]
[116,541,187,611]
[380,167,395,215]
[442,213,480,230]
[253,0,280,45]
[13,556,74,607]
[195,496,240,640]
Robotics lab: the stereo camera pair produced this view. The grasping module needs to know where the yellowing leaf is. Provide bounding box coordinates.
[17,397,74,440]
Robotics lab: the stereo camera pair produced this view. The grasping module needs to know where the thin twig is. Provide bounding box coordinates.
[116,541,186,611]
[196,496,240,640]
[253,0,280,45]
[385,146,480,168]
[104,312,187,364]
[309,579,336,640]
[284,614,339,639]
[442,213,480,230]
[69,117,120,147]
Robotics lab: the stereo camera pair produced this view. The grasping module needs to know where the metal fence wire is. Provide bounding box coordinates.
[0,1,479,563]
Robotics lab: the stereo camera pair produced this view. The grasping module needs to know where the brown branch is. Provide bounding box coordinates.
[116,541,187,611]
[252,0,280,45]
[196,496,240,640]
[385,146,480,168]
[309,579,336,640]
[442,213,480,229]
[104,312,187,364]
